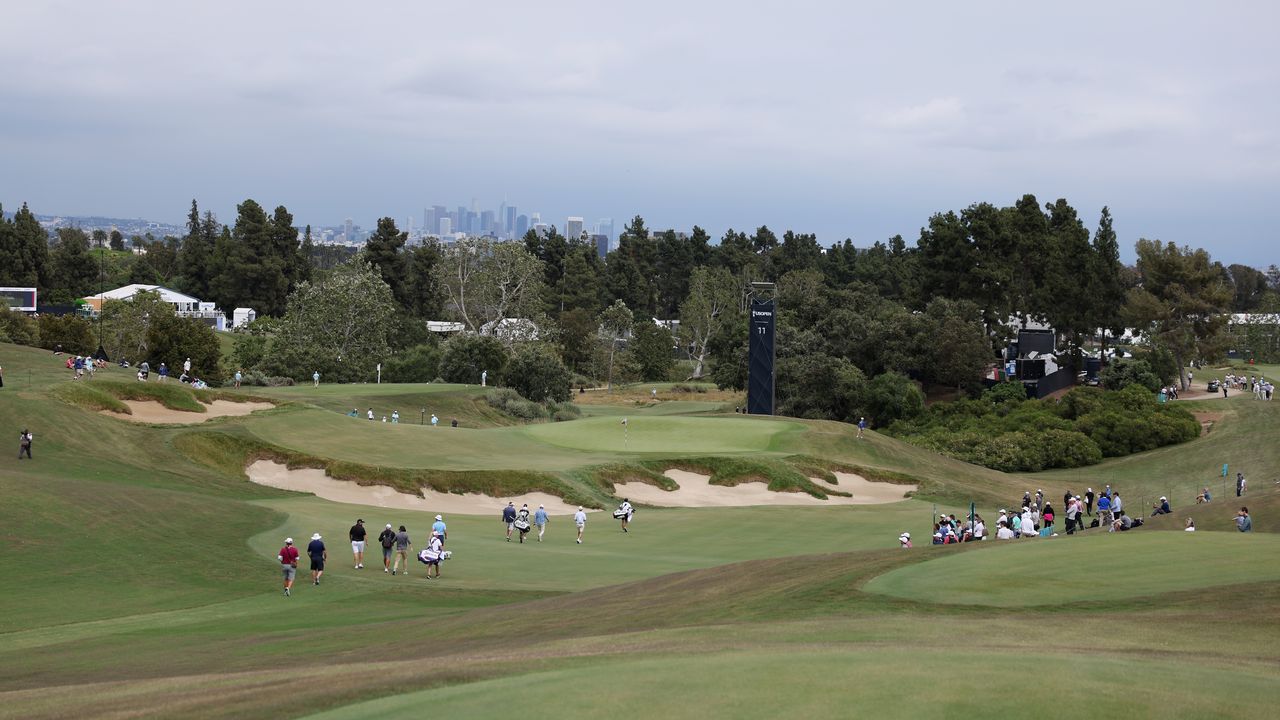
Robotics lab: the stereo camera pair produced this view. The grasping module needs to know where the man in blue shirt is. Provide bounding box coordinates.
[432,514,447,542]
[1097,493,1113,530]
[502,502,517,542]
[306,533,327,586]
[534,504,549,542]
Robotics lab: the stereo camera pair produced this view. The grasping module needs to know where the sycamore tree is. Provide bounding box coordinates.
[270,260,397,383]
[599,299,633,391]
[1126,239,1233,389]
[435,238,544,340]
[678,266,739,379]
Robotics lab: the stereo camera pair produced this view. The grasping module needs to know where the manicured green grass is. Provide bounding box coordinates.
[304,648,1280,720]
[865,531,1280,606]
[4,338,1280,720]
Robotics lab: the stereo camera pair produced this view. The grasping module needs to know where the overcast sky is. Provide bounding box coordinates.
[2,1,1277,263]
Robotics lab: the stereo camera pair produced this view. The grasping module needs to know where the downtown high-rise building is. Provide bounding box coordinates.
[438,217,452,236]
[516,214,529,238]
[480,210,496,235]
[596,218,614,242]
[591,233,610,259]
[565,216,584,241]
[343,218,353,243]
[504,206,518,239]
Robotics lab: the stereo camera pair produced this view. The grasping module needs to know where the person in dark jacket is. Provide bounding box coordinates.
[1152,496,1172,515]
[502,502,517,542]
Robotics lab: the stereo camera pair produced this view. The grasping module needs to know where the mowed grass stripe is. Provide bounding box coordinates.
[864,531,1280,606]
[303,649,1280,720]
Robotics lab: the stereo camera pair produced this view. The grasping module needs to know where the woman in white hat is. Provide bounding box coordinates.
[899,532,912,548]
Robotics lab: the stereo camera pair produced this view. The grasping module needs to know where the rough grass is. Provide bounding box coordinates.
[54,378,275,414]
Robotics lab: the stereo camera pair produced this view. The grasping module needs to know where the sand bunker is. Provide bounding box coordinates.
[246,460,588,515]
[104,399,275,424]
[612,469,916,508]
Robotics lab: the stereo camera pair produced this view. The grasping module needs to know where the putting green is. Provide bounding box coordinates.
[865,532,1280,607]
[519,415,800,454]
[304,648,1280,719]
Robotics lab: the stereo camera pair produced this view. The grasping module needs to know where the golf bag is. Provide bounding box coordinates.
[612,509,630,519]
[513,519,531,532]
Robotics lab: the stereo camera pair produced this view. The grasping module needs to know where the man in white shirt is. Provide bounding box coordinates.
[617,499,634,533]
[574,506,587,544]
[996,520,1015,540]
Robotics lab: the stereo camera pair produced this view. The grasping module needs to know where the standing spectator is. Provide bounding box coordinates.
[1097,492,1114,530]
[534,504,549,542]
[234,370,243,388]
[391,410,400,424]
[857,417,867,439]
[312,370,320,387]
[431,413,439,427]
[367,408,374,421]
[348,519,366,569]
[1085,488,1095,516]
[378,523,396,572]
[307,533,327,586]
[451,418,458,428]
[1236,507,1252,532]
[1041,503,1054,533]
[183,357,192,377]
[1035,489,1044,509]
[278,537,299,597]
[432,514,447,541]
[1236,472,1247,497]
[972,515,987,540]
[18,429,33,459]
[392,525,412,575]
[0,363,5,388]
[502,502,517,542]
[1112,492,1124,516]
[574,506,587,544]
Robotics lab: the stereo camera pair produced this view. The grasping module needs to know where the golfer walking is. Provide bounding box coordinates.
[422,532,444,579]
[432,514,447,541]
[307,533,327,586]
[574,506,587,544]
[278,537,299,597]
[392,525,411,575]
[534,504,549,542]
[378,523,396,572]
[18,429,33,459]
[503,502,517,542]
[349,519,367,569]
[617,499,634,533]
[313,370,320,387]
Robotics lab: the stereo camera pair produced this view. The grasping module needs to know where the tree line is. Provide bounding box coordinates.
[4,195,1279,414]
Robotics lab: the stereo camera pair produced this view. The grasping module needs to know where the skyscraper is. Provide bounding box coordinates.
[597,218,615,242]
[456,206,468,234]
[425,208,437,236]
[504,206,518,239]
[343,218,353,244]
[591,233,610,259]
[565,216,584,241]
[480,210,496,235]
[439,217,452,236]
[515,214,529,238]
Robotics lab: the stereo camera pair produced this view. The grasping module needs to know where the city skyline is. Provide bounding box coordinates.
[1,2,1277,265]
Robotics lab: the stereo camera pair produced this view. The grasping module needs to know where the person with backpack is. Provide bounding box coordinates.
[615,499,634,532]
[515,504,532,543]
[18,429,33,459]
[378,523,397,572]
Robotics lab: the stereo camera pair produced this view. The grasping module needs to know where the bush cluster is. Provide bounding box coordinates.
[485,388,547,420]
[888,383,1198,472]
[222,369,295,387]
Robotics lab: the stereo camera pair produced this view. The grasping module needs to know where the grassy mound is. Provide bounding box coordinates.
[864,532,1280,607]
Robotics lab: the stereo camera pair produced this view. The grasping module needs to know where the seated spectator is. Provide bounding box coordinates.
[1152,496,1171,515]
[995,520,1015,540]
[899,532,911,548]
[1196,487,1211,504]
[1185,518,1195,531]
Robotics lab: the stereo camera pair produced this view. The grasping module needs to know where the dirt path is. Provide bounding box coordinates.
[611,469,916,508]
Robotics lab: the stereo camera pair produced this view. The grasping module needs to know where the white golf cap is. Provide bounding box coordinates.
[386,523,392,528]
[285,537,293,544]
[435,515,442,520]
[311,533,321,540]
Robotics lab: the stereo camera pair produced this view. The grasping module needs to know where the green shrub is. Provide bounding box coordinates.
[1100,358,1162,392]
[485,388,547,420]
[863,371,924,428]
[440,334,508,385]
[383,344,441,383]
[0,306,39,346]
[550,402,582,422]
[505,344,572,403]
